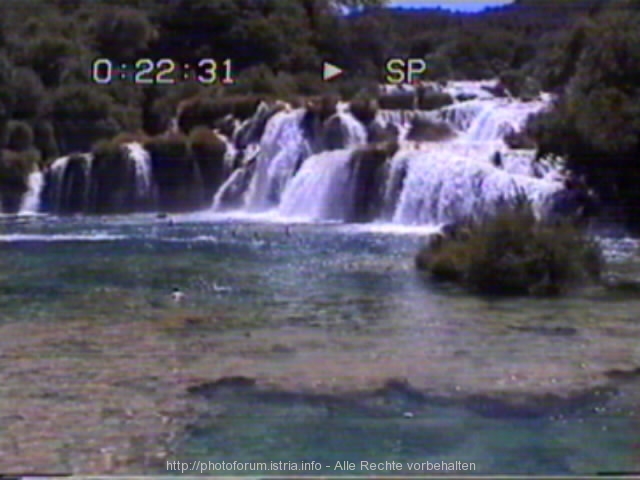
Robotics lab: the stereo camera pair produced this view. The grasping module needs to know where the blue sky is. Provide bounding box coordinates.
[390,1,514,12]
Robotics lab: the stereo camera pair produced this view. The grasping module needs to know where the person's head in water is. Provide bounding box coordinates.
[491,151,502,168]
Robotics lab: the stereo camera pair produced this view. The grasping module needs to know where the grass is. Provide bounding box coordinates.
[415,197,603,296]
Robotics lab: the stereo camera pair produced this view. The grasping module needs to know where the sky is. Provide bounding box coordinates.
[390,1,514,12]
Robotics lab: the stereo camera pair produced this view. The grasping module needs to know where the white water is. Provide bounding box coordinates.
[279,149,355,221]
[390,148,562,225]
[208,80,565,226]
[26,79,567,224]
[333,111,368,148]
[49,153,94,211]
[125,142,155,203]
[463,97,548,142]
[244,109,312,210]
[18,170,44,215]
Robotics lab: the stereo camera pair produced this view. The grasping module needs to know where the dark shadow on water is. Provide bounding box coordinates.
[175,377,637,476]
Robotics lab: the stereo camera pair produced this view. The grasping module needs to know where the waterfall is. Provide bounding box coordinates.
[244,109,312,210]
[389,148,563,225]
[437,100,487,133]
[207,80,568,226]
[463,98,548,142]
[18,170,44,215]
[278,149,355,221]
[125,142,155,204]
[47,153,93,213]
[22,80,573,223]
[335,111,368,148]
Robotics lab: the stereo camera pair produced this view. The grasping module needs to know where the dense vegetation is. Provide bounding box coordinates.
[0,0,639,224]
[415,198,603,296]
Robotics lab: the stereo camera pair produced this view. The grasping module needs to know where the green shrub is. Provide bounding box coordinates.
[49,84,113,122]
[111,104,144,133]
[0,147,40,210]
[349,99,379,125]
[5,67,45,119]
[6,121,34,151]
[189,126,226,157]
[177,94,263,133]
[145,133,189,162]
[423,53,453,82]
[189,126,227,199]
[110,131,149,145]
[338,79,378,100]
[90,7,155,61]
[0,148,35,180]
[378,93,415,110]
[48,84,118,152]
[14,34,81,87]
[416,90,453,111]
[306,94,340,123]
[415,199,603,296]
[225,65,298,97]
[499,70,541,100]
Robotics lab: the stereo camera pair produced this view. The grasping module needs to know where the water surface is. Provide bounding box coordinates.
[1,213,639,475]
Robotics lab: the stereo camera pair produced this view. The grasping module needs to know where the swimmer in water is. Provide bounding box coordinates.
[171,287,185,304]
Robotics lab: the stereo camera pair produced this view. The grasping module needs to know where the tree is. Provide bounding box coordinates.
[90,7,156,61]
[14,35,82,87]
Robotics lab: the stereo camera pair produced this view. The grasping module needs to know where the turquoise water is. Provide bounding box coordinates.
[1,213,639,475]
[181,381,639,476]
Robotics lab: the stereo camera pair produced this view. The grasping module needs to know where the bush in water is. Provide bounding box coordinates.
[415,198,603,296]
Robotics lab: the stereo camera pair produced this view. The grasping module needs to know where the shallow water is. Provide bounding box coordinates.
[1,213,639,475]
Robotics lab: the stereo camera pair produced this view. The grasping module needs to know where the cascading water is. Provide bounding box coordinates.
[244,109,312,210]
[389,148,562,225]
[207,80,567,225]
[18,170,44,215]
[125,142,155,204]
[331,111,368,148]
[27,80,569,223]
[278,149,355,221]
[46,153,93,213]
[463,98,548,143]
